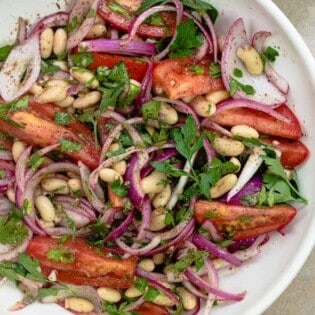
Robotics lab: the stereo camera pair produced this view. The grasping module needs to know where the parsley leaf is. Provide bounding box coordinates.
[141,100,161,122]
[151,161,187,177]
[87,8,96,18]
[134,278,148,293]
[54,112,73,126]
[188,64,205,75]
[59,139,82,153]
[172,249,209,273]
[144,287,160,302]
[169,18,203,58]
[41,60,60,74]
[87,221,110,246]
[261,46,279,63]
[71,52,94,68]
[27,152,45,170]
[47,247,75,263]
[110,179,129,197]
[233,68,243,78]
[78,112,99,148]
[229,77,255,96]
[18,253,47,282]
[135,0,164,14]
[181,0,219,22]
[0,45,12,61]
[108,1,130,16]
[209,62,221,78]
[65,16,78,33]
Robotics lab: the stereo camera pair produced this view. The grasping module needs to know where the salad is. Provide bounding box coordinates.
[0,0,309,314]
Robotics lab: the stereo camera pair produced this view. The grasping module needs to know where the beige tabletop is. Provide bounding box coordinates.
[263,1,315,314]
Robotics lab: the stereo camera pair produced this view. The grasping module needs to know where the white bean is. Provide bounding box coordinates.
[99,168,121,183]
[153,253,166,265]
[108,143,120,152]
[70,67,99,89]
[204,90,230,105]
[85,24,107,39]
[236,44,264,75]
[38,219,55,228]
[213,137,245,156]
[190,96,216,117]
[73,91,102,109]
[41,178,70,194]
[210,174,238,198]
[152,184,171,208]
[52,60,68,71]
[138,258,155,272]
[95,14,106,25]
[57,96,75,108]
[64,297,94,313]
[112,160,127,176]
[149,208,167,231]
[38,85,68,103]
[6,187,15,203]
[125,286,143,298]
[35,195,56,222]
[29,83,43,95]
[176,287,197,311]
[231,124,259,139]
[153,294,175,307]
[53,28,67,55]
[141,171,167,194]
[159,102,178,124]
[68,178,84,195]
[40,28,54,59]
[46,79,70,89]
[12,141,27,162]
[97,287,121,303]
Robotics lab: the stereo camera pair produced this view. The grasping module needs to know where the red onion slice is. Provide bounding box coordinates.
[105,210,134,241]
[221,18,286,105]
[116,236,161,256]
[148,280,179,306]
[0,34,41,102]
[79,39,157,55]
[17,17,27,44]
[203,13,218,62]
[252,31,289,94]
[67,0,101,50]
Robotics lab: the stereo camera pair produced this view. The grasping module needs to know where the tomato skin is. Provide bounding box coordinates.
[27,237,136,288]
[0,101,100,169]
[210,104,302,140]
[135,303,169,315]
[88,53,149,82]
[262,137,309,169]
[153,58,224,99]
[194,200,297,240]
[98,1,176,38]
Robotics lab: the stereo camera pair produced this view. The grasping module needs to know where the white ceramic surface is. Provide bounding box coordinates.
[0,1,315,315]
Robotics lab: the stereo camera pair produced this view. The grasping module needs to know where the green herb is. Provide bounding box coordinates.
[135,0,165,15]
[103,301,138,315]
[110,179,129,197]
[181,0,219,22]
[87,221,110,246]
[151,161,187,177]
[0,170,6,179]
[261,46,279,63]
[0,45,12,61]
[204,211,219,219]
[209,62,221,78]
[65,16,78,33]
[146,12,164,26]
[17,253,47,282]
[41,60,61,74]
[172,249,209,273]
[216,239,234,248]
[151,128,170,146]
[87,8,96,18]
[71,52,94,68]
[169,18,203,58]
[54,112,73,126]
[165,211,175,226]
[1,96,29,113]
[78,112,99,148]
[240,215,253,223]
[233,68,243,78]
[26,152,45,170]
[0,210,28,245]
[134,278,148,293]
[144,287,160,302]
[59,139,82,153]
[229,77,255,96]
[47,247,75,263]
[37,288,63,300]
[141,100,161,122]
[188,64,205,75]
[108,1,130,16]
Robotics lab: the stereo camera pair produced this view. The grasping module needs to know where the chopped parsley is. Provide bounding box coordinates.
[65,16,78,33]
[110,179,129,198]
[78,111,99,148]
[209,62,221,78]
[59,139,82,153]
[229,77,255,96]
[71,52,94,68]
[233,68,243,78]
[47,247,75,263]
[41,60,61,74]
[141,100,161,122]
[0,44,12,61]
[261,46,279,63]
[172,249,209,273]
[188,64,205,75]
[108,1,130,16]
[26,152,45,170]
[54,112,73,126]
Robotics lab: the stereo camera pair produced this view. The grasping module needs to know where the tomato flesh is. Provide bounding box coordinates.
[88,53,149,82]
[194,200,297,240]
[98,1,176,38]
[27,237,136,288]
[210,104,302,140]
[153,57,224,99]
[262,137,309,169]
[135,303,168,315]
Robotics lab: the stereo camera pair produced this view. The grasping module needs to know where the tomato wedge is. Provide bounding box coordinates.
[98,0,176,38]
[153,57,225,99]
[209,104,302,140]
[194,200,297,240]
[27,237,136,288]
[0,101,100,169]
[135,303,168,315]
[262,137,309,169]
[88,53,149,82]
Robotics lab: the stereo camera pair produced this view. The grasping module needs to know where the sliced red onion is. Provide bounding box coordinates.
[17,17,27,44]
[184,268,245,301]
[116,236,161,256]
[202,13,218,62]
[201,220,223,242]
[0,197,14,216]
[0,228,32,262]
[148,280,179,306]
[29,12,69,36]
[227,237,257,253]
[15,146,32,194]
[221,18,285,105]
[252,31,289,94]
[194,37,209,61]
[105,210,134,241]
[67,0,101,50]
[79,39,157,55]
[0,169,15,192]
[52,70,71,81]
[137,196,151,239]
[136,57,153,109]
[201,118,232,137]
[214,99,291,124]
[226,147,265,201]
[192,233,242,266]
[155,220,193,241]
[204,258,219,310]
[0,33,41,102]
[182,280,208,299]
[203,138,216,163]
[135,268,167,282]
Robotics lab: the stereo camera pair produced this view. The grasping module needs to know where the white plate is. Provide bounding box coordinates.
[0,0,315,314]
